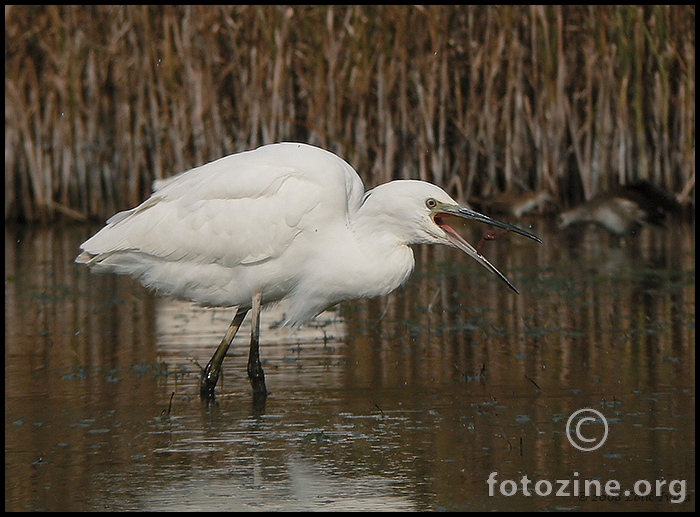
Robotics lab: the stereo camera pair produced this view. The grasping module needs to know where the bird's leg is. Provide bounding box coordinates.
[247,291,268,397]
[476,228,510,255]
[200,308,248,398]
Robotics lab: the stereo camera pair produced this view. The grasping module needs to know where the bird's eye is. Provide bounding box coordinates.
[426,198,437,209]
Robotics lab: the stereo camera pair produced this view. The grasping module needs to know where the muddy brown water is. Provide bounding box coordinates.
[5,219,695,511]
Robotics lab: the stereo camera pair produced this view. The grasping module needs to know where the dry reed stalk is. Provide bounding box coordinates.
[4,5,695,221]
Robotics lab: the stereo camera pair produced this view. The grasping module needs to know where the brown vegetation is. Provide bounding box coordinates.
[4,5,695,221]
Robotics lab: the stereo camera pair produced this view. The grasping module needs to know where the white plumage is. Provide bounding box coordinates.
[77,142,540,397]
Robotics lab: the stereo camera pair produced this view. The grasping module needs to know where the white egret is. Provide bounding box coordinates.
[77,142,541,398]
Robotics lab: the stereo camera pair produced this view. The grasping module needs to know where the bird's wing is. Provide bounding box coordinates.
[78,143,365,269]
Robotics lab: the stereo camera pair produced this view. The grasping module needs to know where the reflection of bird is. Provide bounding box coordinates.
[77,142,541,398]
[558,181,681,236]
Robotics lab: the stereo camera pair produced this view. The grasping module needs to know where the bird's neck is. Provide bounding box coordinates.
[349,209,416,297]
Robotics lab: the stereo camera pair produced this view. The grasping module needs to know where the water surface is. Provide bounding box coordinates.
[5,219,695,511]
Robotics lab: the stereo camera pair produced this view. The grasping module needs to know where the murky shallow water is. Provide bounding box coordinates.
[5,219,695,511]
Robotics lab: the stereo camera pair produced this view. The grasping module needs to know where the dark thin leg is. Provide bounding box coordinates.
[200,308,248,398]
[247,292,268,397]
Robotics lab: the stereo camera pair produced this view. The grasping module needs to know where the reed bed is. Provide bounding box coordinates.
[4,5,695,221]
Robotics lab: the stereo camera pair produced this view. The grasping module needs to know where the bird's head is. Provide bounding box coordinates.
[360,180,542,293]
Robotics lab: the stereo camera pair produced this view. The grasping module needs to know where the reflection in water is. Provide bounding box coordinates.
[5,220,695,511]
[105,444,415,511]
[154,298,348,394]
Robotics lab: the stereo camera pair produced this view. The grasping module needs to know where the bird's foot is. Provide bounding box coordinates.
[200,362,220,399]
[247,362,268,397]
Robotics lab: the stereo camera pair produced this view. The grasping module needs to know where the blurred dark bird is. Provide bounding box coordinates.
[474,190,555,219]
[558,181,681,236]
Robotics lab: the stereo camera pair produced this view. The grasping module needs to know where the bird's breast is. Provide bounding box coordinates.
[283,240,414,327]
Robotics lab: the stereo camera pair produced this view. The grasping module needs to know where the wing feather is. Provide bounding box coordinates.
[78,143,365,303]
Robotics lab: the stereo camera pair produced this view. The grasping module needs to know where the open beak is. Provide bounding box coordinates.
[432,205,542,294]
